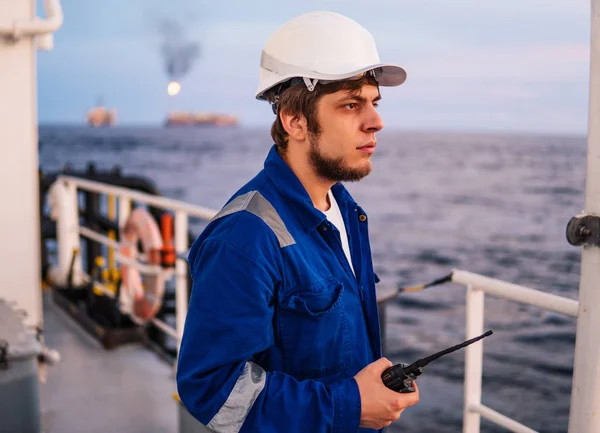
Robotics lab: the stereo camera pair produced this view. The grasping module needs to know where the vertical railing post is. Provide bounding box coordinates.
[117,196,132,310]
[84,186,100,275]
[107,194,117,270]
[463,285,485,433]
[52,180,83,287]
[118,196,131,228]
[174,210,189,356]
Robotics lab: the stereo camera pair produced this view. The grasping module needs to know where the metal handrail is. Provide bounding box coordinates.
[78,226,173,277]
[59,175,218,219]
[52,175,218,348]
[452,269,578,317]
[468,404,538,433]
[451,269,579,433]
[56,176,583,431]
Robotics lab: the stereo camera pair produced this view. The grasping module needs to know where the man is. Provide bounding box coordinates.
[177,10,419,433]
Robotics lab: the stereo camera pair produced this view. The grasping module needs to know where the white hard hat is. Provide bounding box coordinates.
[255,11,407,101]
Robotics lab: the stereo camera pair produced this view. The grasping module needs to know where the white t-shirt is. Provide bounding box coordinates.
[323,190,355,276]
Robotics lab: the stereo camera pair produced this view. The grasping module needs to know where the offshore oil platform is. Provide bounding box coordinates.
[85,98,117,127]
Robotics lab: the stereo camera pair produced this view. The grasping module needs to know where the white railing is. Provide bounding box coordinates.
[451,269,579,433]
[49,175,218,350]
[49,175,590,432]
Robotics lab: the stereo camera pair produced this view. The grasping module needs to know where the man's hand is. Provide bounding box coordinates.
[354,357,420,429]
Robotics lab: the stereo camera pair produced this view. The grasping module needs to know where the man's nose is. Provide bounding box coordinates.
[364,105,384,132]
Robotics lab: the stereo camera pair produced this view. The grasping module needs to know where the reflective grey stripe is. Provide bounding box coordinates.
[212,191,295,248]
[212,191,257,221]
[207,362,266,433]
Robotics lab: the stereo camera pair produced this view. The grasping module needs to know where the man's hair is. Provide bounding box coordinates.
[263,74,380,150]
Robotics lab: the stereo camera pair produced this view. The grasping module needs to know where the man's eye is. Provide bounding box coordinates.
[345,103,357,110]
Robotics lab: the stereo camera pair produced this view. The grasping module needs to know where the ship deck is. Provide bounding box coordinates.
[39,291,178,433]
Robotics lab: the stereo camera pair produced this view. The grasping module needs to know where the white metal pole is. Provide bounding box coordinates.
[568,0,600,430]
[174,210,189,354]
[0,0,42,327]
[118,196,131,228]
[117,196,131,312]
[51,181,84,286]
[463,285,485,433]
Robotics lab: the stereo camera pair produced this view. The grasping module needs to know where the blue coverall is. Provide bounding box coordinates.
[177,145,383,433]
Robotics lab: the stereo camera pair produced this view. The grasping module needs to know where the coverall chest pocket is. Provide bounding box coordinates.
[278,278,351,380]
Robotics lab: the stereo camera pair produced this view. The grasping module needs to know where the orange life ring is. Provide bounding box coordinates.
[119,207,165,322]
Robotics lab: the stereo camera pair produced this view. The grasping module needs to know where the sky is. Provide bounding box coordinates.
[37,0,592,134]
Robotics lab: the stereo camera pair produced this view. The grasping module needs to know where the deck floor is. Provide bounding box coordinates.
[39,292,178,433]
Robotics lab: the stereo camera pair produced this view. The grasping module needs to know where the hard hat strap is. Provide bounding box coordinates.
[302,77,318,92]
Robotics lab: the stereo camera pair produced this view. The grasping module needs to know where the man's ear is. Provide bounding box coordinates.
[280,110,307,142]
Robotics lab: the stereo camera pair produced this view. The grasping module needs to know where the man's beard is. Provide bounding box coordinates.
[308,135,372,182]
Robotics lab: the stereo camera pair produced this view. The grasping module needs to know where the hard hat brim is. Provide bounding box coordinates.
[255,63,407,100]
